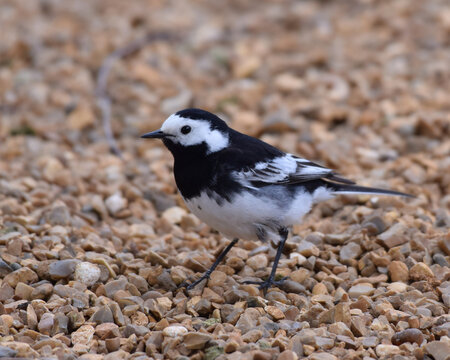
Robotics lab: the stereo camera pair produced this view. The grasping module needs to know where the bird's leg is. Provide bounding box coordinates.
[243,228,289,295]
[185,238,238,290]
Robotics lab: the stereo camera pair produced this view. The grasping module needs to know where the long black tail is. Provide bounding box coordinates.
[329,183,414,198]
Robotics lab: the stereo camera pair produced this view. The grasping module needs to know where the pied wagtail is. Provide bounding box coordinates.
[142,108,411,294]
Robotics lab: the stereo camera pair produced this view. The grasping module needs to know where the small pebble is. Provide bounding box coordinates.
[74,262,101,286]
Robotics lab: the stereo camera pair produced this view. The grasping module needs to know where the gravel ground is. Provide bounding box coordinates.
[0,0,449,359]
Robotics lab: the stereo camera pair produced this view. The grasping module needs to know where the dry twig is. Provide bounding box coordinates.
[95,32,175,157]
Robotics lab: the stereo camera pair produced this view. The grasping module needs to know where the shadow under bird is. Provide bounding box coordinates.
[142,108,412,294]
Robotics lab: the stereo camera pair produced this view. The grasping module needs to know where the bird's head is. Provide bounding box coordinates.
[141,108,230,154]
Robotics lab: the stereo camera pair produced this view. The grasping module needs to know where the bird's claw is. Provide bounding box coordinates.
[180,271,212,291]
[242,276,288,294]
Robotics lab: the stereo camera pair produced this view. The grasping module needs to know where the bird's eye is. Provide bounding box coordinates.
[181,125,191,134]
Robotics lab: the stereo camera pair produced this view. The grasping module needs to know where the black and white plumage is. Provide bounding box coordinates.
[142,108,411,293]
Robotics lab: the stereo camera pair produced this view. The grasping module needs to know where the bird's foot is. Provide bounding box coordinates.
[242,276,288,295]
[180,271,212,291]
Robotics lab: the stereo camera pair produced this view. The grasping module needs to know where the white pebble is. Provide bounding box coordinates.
[105,192,127,215]
[74,262,101,286]
[163,325,188,337]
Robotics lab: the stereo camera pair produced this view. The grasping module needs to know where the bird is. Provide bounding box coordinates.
[141,108,412,294]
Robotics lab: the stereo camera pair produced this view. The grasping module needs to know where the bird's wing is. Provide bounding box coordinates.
[233,154,355,188]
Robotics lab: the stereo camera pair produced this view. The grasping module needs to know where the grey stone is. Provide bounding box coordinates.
[91,305,114,324]
[47,205,71,226]
[48,259,80,280]
[0,259,13,277]
[52,313,69,335]
[123,324,149,337]
[425,340,450,360]
[0,345,17,358]
[340,242,362,261]
[104,277,128,298]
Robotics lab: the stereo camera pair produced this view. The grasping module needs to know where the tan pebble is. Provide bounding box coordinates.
[224,340,240,353]
[387,282,408,293]
[241,329,263,342]
[408,316,420,329]
[41,157,64,183]
[180,213,200,229]
[71,324,95,345]
[252,350,273,360]
[183,332,212,349]
[226,256,245,270]
[290,268,310,283]
[377,223,407,248]
[33,338,65,350]
[302,344,314,356]
[130,311,148,326]
[312,283,328,295]
[424,340,450,360]
[154,318,169,331]
[375,344,401,357]
[402,164,426,185]
[1,314,14,328]
[246,253,268,271]
[146,250,169,268]
[170,266,187,284]
[371,318,388,331]
[319,302,351,326]
[26,304,38,330]
[438,236,450,256]
[334,287,348,302]
[232,111,262,136]
[4,267,38,288]
[208,271,227,287]
[105,337,121,353]
[328,322,353,338]
[409,262,434,281]
[265,305,285,320]
[284,306,300,321]
[202,288,224,303]
[95,323,120,339]
[308,353,338,360]
[15,282,34,300]
[129,223,155,238]
[68,104,95,130]
[289,252,307,265]
[0,342,39,358]
[233,56,260,78]
[161,206,187,224]
[7,238,23,256]
[31,283,53,299]
[275,73,304,92]
[297,241,320,257]
[156,297,172,312]
[388,261,409,282]
[266,291,288,304]
[278,350,298,360]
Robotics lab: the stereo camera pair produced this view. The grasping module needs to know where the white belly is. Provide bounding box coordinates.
[183,186,327,242]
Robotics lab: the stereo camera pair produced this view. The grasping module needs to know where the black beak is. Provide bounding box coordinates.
[141,129,166,139]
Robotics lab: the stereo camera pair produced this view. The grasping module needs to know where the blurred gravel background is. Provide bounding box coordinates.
[0,0,449,359]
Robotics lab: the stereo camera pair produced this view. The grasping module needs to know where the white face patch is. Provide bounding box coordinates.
[161,114,229,153]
